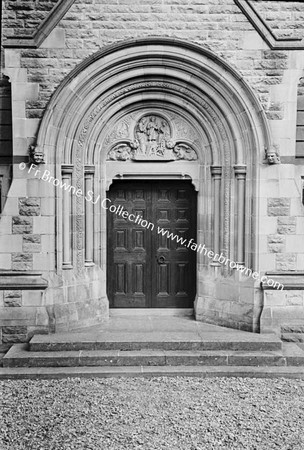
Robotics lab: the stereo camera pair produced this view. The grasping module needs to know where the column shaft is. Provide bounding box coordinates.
[211,166,222,257]
[234,165,247,265]
[85,166,95,265]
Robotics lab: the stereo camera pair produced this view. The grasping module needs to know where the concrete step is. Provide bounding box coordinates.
[1,365,304,380]
[29,331,282,352]
[3,343,304,368]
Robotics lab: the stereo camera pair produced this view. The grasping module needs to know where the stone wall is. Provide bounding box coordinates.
[1,0,304,341]
[3,0,303,120]
[254,1,304,39]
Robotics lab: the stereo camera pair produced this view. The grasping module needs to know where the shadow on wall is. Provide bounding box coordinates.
[0,75,13,214]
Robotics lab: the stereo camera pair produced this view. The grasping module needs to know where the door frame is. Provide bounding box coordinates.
[106,178,198,308]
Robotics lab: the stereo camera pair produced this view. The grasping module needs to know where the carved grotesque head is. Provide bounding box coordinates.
[29,145,45,164]
[265,145,280,165]
[266,151,280,165]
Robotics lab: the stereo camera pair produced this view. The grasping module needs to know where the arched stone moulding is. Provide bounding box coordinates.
[36,38,271,330]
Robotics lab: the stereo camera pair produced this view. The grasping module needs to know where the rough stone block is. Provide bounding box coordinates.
[286,293,304,306]
[267,234,285,253]
[267,198,290,216]
[4,299,22,307]
[4,290,22,307]
[275,253,297,271]
[268,243,285,253]
[277,217,296,235]
[12,253,33,271]
[268,234,285,244]
[2,334,27,343]
[12,216,33,234]
[19,197,41,216]
[2,325,27,335]
[4,290,22,299]
[23,234,41,253]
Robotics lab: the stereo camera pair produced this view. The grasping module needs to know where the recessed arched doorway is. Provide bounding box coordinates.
[35,38,271,333]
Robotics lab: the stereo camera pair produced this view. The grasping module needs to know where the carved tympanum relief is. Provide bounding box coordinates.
[107,115,198,161]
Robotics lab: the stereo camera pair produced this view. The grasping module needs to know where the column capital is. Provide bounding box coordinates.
[84,165,95,174]
[234,164,247,177]
[210,165,222,176]
[61,164,73,174]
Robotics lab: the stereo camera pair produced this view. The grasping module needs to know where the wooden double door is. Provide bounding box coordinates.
[107,181,197,308]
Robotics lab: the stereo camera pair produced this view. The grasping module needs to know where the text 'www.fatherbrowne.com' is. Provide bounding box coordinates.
[19,163,284,291]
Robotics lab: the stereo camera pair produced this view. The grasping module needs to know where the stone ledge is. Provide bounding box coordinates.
[0,271,48,290]
[234,0,304,50]
[261,272,304,290]
[2,0,73,49]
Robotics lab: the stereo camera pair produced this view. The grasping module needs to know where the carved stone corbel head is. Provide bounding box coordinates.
[29,145,45,165]
[265,145,280,165]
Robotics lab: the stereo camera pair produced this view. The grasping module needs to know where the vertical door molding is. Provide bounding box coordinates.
[234,164,247,266]
[84,165,95,266]
[210,165,222,264]
[61,164,73,269]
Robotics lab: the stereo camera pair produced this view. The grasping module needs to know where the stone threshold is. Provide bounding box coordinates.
[110,308,194,317]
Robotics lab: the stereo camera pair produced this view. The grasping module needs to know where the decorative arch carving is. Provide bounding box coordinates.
[106,114,198,162]
[35,38,270,325]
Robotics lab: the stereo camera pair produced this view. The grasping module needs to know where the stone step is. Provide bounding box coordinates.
[110,308,194,317]
[1,365,303,380]
[29,331,282,352]
[3,343,304,368]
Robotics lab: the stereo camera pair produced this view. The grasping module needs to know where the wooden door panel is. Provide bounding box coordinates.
[107,181,196,308]
[151,182,196,308]
[107,182,151,307]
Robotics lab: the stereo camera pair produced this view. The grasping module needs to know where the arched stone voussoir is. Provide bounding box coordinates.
[36,38,271,165]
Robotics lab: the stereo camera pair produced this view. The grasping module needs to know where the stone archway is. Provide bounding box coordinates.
[37,38,271,332]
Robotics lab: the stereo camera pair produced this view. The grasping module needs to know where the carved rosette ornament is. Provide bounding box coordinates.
[264,145,280,165]
[107,115,198,161]
[29,145,45,164]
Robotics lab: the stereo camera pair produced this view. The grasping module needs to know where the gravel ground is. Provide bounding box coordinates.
[1,377,304,450]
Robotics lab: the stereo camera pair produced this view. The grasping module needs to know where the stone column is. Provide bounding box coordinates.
[234,165,247,266]
[84,165,95,266]
[61,165,73,268]
[211,166,222,261]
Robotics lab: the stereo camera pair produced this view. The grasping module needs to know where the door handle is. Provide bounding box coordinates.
[157,255,167,264]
